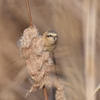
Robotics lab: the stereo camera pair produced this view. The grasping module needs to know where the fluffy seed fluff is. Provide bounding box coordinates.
[19,25,66,100]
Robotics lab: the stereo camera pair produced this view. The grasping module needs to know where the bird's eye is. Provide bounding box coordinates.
[47,35,52,37]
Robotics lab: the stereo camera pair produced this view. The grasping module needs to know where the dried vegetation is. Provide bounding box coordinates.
[0,0,100,100]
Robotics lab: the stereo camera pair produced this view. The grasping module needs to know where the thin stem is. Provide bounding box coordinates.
[53,52,58,79]
[43,86,48,100]
[25,0,33,27]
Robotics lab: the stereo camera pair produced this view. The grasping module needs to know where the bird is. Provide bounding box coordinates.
[42,30,58,52]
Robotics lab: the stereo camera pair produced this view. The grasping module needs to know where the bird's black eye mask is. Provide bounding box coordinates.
[46,35,53,37]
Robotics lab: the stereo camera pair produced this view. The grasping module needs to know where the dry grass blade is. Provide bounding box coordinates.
[83,0,97,99]
[86,84,100,100]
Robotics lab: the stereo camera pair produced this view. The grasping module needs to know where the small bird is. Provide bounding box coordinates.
[42,30,58,52]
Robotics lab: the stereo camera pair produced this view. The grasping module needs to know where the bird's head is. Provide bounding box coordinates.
[44,30,58,45]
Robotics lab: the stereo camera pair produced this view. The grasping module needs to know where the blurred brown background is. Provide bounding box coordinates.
[0,0,100,100]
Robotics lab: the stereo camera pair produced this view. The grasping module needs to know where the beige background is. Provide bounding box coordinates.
[0,0,100,100]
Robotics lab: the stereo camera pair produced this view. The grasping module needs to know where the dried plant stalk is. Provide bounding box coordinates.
[83,0,97,99]
[19,26,66,100]
[55,80,66,100]
[43,86,48,100]
[25,0,33,27]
